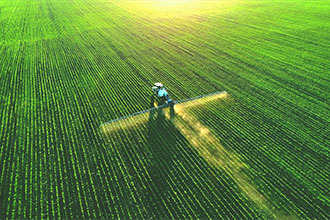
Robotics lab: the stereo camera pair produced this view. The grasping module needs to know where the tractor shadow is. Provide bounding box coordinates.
[134,108,255,219]
[104,104,265,219]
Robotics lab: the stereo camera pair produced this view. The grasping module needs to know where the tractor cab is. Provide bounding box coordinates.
[151,83,173,107]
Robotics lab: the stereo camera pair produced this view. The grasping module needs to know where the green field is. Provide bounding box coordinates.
[1,0,329,218]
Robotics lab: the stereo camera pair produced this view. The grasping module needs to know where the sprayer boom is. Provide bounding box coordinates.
[100,91,227,128]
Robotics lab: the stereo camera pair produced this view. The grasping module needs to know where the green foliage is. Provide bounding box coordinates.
[0,0,329,218]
